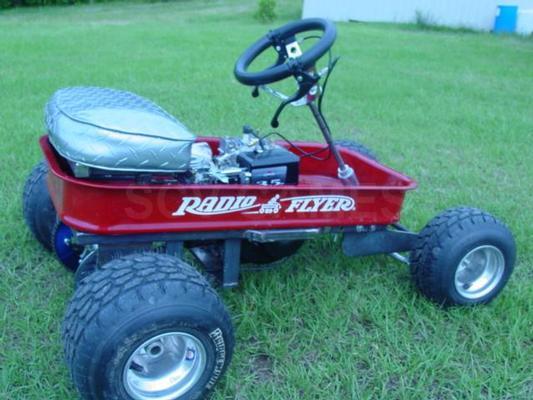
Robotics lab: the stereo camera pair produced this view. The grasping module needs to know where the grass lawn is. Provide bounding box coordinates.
[1,1,532,399]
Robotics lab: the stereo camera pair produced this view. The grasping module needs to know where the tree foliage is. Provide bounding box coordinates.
[255,0,276,23]
[1,0,116,9]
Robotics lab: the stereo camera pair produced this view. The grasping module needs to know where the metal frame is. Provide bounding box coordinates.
[72,224,418,288]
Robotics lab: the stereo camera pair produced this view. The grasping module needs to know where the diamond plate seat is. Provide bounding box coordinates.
[45,87,196,173]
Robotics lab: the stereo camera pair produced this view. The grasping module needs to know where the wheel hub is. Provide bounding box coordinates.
[53,222,81,270]
[123,332,207,400]
[454,245,505,300]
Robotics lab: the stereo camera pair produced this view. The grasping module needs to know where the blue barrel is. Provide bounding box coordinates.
[494,5,518,33]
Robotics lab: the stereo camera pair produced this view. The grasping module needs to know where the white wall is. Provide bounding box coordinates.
[302,0,533,33]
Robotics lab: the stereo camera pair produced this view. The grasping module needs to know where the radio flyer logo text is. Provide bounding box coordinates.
[172,195,355,216]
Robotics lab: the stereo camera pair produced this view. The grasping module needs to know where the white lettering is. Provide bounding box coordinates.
[172,196,259,216]
[172,197,201,216]
[172,195,356,216]
[197,196,218,213]
[338,197,355,211]
[310,197,328,212]
[207,328,226,389]
[216,196,234,213]
[296,198,314,213]
[322,197,338,212]
[285,199,304,213]
[240,196,257,209]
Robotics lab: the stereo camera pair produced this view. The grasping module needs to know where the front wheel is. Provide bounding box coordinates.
[410,207,516,306]
[62,253,234,400]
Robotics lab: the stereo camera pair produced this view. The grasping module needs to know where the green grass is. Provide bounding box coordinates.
[1,1,532,399]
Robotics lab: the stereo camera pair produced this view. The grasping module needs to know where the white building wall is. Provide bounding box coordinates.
[302,0,533,33]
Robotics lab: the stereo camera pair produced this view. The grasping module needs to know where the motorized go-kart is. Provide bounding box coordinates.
[23,18,516,400]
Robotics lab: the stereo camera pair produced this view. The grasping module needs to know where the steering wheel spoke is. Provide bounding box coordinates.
[260,85,290,101]
[316,65,330,77]
[260,84,319,107]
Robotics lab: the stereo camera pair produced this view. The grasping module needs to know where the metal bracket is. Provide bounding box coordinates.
[342,228,418,257]
[244,228,322,243]
[223,239,241,289]
[73,246,98,282]
[72,226,418,288]
[166,241,184,259]
[285,40,303,59]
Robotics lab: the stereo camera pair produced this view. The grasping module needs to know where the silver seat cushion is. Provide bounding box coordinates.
[45,87,196,173]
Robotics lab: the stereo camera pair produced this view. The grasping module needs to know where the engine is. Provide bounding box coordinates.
[64,125,300,186]
[189,127,299,185]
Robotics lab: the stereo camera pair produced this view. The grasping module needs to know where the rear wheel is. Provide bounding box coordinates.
[333,139,378,161]
[22,161,84,270]
[62,253,234,400]
[22,161,56,251]
[410,207,516,306]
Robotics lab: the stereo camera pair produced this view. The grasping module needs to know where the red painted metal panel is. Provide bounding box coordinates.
[41,136,416,234]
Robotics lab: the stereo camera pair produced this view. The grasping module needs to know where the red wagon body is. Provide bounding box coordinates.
[41,135,416,235]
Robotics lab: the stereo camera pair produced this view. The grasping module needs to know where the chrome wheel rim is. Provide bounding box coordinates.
[454,245,505,300]
[123,332,207,400]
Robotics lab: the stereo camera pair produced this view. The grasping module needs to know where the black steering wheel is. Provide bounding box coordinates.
[234,18,337,86]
